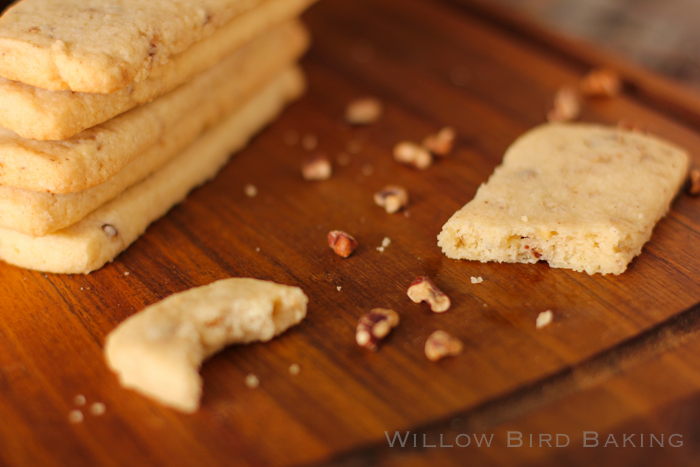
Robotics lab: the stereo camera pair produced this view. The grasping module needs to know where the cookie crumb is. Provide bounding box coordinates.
[470,276,483,284]
[376,237,391,252]
[74,395,86,406]
[255,247,261,252]
[302,133,318,151]
[123,271,130,276]
[244,184,258,198]
[90,403,106,416]
[68,410,84,424]
[536,310,553,329]
[244,374,260,388]
[346,97,383,125]
[288,364,301,375]
[337,286,342,291]
[393,141,433,169]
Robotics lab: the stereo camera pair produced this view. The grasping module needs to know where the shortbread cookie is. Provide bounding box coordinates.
[0,66,305,274]
[438,123,689,275]
[0,0,316,140]
[0,0,269,93]
[0,46,304,236]
[105,278,308,412]
[0,20,307,195]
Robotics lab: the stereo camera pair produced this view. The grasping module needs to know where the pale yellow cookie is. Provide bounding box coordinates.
[0,0,269,93]
[0,20,307,198]
[438,123,689,275]
[0,0,316,140]
[105,278,308,412]
[0,66,305,274]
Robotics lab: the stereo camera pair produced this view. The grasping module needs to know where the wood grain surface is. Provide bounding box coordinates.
[2,0,700,466]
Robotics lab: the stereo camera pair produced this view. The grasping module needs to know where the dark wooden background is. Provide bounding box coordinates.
[2,0,700,465]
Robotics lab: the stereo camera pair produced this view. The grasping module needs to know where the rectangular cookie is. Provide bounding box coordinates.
[0,20,307,194]
[438,123,689,275]
[0,0,316,140]
[0,0,268,93]
[0,35,304,237]
[0,66,305,274]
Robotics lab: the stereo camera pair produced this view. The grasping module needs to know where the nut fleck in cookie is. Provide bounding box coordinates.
[105,278,308,412]
[438,123,689,275]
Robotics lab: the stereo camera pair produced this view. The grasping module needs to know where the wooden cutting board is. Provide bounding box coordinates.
[2,0,700,465]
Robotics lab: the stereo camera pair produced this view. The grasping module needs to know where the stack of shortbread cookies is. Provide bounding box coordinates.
[0,0,316,274]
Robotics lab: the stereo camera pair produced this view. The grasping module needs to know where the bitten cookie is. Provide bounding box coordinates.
[0,66,305,274]
[105,278,308,412]
[438,123,689,275]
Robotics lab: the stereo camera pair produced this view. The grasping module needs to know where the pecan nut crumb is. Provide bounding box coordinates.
[407,276,451,313]
[536,310,553,329]
[102,224,118,237]
[345,97,383,125]
[328,230,358,258]
[356,308,400,351]
[688,168,700,196]
[425,330,463,361]
[423,126,456,156]
[546,85,581,123]
[374,185,409,214]
[302,154,332,181]
[580,68,622,98]
[393,141,433,170]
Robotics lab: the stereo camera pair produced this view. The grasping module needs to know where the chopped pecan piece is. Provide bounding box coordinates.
[407,276,451,313]
[302,154,332,181]
[356,308,400,351]
[580,68,622,98]
[393,141,433,170]
[547,85,581,123]
[374,185,409,214]
[423,126,456,156]
[328,231,358,258]
[688,168,700,196]
[425,330,463,361]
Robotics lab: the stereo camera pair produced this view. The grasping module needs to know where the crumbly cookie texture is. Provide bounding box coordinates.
[438,123,689,275]
[105,278,308,412]
[0,0,267,93]
[0,24,305,236]
[0,20,307,199]
[0,67,305,274]
[0,0,315,140]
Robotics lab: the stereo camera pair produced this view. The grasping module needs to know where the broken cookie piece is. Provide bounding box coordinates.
[438,123,689,275]
[105,278,308,413]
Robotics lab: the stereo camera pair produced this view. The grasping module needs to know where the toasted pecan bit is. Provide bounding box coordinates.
[547,85,581,123]
[536,310,554,329]
[425,330,463,361]
[393,141,433,169]
[407,276,451,313]
[356,308,400,351]
[580,68,622,98]
[302,154,332,181]
[102,224,118,237]
[374,185,409,214]
[423,126,456,156]
[328,230,358,258]
[688,168,700,196]
[346,98,383,125]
